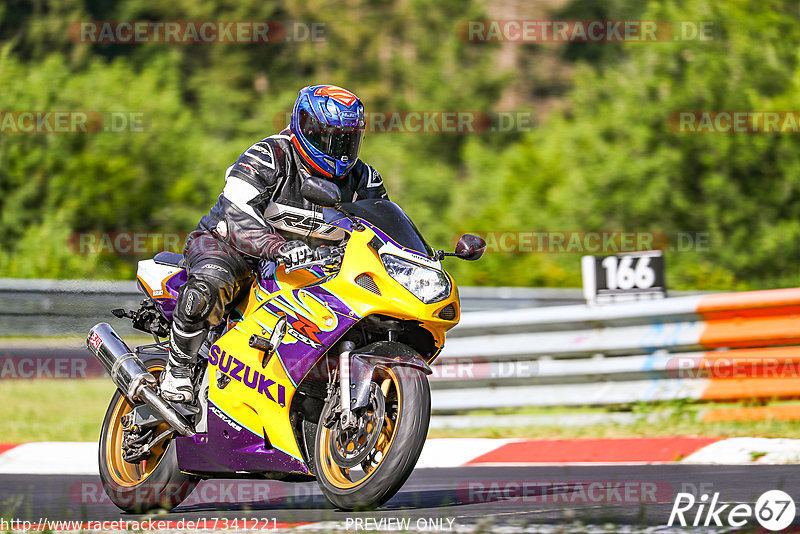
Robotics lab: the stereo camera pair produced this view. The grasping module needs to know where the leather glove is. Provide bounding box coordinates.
[278,240,313,268]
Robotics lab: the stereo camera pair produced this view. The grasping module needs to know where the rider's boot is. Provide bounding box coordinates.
[161,324,207,403]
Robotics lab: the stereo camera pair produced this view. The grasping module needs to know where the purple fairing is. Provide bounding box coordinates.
[175,285,361,475]
[261,285,358,385]
[165,269,187,297]
[257,259,327,294]
[256,260,281,293]
[175,401,309,475]
[135,269,186,322]
[167,235,373,475]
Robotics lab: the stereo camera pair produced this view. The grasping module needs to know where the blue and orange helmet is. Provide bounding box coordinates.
[290,85,366,178]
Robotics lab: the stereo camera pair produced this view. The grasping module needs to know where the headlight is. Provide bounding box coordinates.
[381,254,451,304]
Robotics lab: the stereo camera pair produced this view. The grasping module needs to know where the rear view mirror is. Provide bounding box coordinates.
[301,176,341,207]
[454,234,486,261]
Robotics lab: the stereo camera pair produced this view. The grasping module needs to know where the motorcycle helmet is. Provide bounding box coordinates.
[290,85,366,178]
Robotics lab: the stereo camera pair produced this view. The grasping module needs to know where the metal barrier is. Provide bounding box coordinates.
[0,279,142,337]
[429,288,800,411]
[4,277,786,415]
[0,279,585,336]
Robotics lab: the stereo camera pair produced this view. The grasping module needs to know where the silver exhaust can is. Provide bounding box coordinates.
[87,323,195,437]
[87,322,155,400]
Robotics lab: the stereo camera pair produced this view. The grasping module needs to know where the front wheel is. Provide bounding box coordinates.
[98,359,199,513]
[314,364,431,510]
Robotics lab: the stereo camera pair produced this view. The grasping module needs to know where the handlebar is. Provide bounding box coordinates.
[277,244,346,273]
[313,244,346,261]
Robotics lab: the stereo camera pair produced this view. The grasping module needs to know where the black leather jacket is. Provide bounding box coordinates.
[197,129,388,259]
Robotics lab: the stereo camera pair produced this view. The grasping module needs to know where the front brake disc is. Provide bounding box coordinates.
[329,382,385,468]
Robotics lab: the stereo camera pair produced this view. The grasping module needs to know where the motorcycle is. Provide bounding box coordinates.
[86,176,485,512]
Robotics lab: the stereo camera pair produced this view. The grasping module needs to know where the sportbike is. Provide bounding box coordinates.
[86,176,485,512]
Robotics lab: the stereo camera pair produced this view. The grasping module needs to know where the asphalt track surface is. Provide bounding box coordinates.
[3,343,800,529]
[2,465,800,530]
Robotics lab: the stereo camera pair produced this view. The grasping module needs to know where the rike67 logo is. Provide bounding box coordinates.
[669,490,796,531]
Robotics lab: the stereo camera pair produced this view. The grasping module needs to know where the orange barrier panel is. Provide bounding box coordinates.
[697,287,800,320]
[702,377,800,400]
[675,346,800,379]
[696,289,800,350]
[701,346,800,363]
[699,347,800,401]
[702,404,800,422]
[699,316,800,349]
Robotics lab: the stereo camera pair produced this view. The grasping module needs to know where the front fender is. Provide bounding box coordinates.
[349,341,431,409]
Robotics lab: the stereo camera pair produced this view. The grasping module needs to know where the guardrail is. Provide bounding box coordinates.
[0,279,143,337]
[429,287,800,411]
[0,278,715,337]
[3,277,784,415]
[0,278,587,336]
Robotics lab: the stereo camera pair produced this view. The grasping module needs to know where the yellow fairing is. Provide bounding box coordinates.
[209,306,303,460]
[209,222,460,461]
[322,224,460,352]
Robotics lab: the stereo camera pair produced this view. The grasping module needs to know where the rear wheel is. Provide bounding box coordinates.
[98,360,198,513]
[314,365,430,510]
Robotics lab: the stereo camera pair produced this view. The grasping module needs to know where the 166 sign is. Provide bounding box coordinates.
[581,251,666,305]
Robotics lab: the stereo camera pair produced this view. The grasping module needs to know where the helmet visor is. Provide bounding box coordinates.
[327,126,363,161]
[299,110,364,164]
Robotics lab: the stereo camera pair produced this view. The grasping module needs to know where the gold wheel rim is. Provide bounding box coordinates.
[319,367,401,490]
[105,365,171,487]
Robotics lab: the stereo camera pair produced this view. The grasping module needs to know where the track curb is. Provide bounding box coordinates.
[0,437,765,474]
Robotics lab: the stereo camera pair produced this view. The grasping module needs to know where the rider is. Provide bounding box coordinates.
[161,85,388,403]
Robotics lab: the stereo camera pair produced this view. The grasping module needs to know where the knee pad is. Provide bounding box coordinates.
[174,277,221,330]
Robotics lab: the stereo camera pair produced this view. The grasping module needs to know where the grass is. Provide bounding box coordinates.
[0,379,115,442]
[427,417,800,440]
[3,379,800,442]
[427,400,800,440]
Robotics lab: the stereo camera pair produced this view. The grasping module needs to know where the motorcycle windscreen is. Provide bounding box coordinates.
[325,199,434,257]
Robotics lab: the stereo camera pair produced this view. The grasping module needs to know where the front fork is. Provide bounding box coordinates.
[333,340,432,430]
[338,341,357,429]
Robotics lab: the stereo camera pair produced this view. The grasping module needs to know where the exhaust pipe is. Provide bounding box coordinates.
[87,323,195,437]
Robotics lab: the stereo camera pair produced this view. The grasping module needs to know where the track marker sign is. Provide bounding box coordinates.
[581,251,666,305]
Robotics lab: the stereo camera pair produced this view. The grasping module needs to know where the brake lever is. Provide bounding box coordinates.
[279,246,346,273]
[284,258,331,273]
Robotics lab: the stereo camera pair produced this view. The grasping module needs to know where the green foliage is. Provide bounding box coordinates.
[1,0,799,291]
[0,47,218,277]
[451,0,800,289]
[0,0,504,278]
